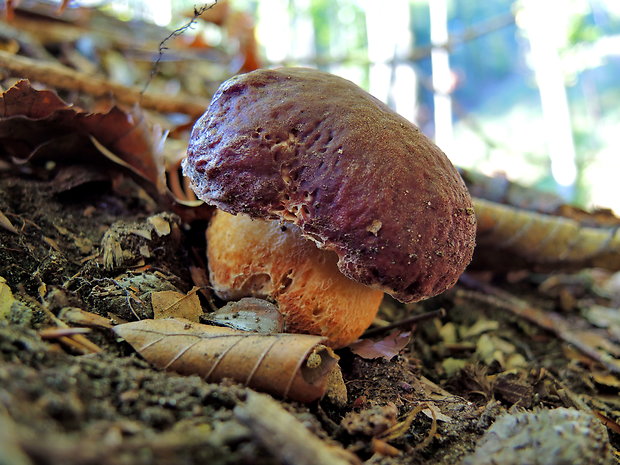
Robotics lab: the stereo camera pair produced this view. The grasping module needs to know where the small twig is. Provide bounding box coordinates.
[0,50,209,117]
[142,2,218,94]
[39,327,92,339]
[361,308,446,339]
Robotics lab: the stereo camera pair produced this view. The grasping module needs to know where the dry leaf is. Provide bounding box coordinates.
[0,80,160,184]
[0,81,213,222]
[151,288,203,322]
[422,404,452,423]
[474,197,620,272]
[349,331,411,361]
[147,214,171,236]
[113,318,340,403]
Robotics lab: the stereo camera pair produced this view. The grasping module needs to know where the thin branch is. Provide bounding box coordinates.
[361,308,446,339]
[142,2,218,94]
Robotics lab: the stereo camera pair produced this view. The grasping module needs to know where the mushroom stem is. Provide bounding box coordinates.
[206,210,384,348]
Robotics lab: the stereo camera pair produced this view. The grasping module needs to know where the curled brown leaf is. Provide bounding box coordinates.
[113,318,340,403]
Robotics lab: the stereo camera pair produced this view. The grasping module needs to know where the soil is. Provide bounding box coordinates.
[1,167,619,465]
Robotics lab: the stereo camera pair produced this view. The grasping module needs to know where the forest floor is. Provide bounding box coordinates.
[1,160,619,465]
[1,3,620,464]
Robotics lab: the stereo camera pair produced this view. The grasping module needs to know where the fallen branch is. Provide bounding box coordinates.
[0,50,210,117]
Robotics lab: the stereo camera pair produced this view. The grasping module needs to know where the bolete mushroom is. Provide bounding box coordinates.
[183,67,476,348]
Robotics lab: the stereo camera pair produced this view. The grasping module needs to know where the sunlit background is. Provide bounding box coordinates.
[57,0,620,213]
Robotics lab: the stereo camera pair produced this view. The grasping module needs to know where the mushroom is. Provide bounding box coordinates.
[183,67,476,348]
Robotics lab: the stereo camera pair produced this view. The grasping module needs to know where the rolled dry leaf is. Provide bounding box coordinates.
[473,197,620,271]
[113,318,340,403]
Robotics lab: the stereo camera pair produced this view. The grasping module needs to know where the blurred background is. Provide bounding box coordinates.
[4,0,620,212]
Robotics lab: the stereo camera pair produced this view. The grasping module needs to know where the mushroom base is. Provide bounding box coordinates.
[206,210,384,348]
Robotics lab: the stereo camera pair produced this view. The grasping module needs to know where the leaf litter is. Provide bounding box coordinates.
[1,3,620,464]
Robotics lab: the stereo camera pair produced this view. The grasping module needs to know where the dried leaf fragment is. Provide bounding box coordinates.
[151,288,203,322]
[207,297,283,333]
[113,318,341,403]
[349,331,411,361]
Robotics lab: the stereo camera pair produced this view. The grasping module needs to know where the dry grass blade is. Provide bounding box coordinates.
[113,318,340,403]
[474,198,620,271]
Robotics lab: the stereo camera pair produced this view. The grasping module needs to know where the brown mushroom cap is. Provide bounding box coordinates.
[183,67,476,302]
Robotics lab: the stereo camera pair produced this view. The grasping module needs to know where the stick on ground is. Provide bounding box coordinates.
[0,50,210,117]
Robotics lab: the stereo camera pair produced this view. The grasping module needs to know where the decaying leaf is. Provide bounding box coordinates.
[207,297,284,333]
[113,318,341,403]
[349,331,411,361]
[151,288,203,322]
[0,81,212,222]
[0,80,161,183]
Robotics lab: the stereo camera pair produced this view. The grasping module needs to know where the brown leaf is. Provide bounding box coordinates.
[0,80,161,183]
[151,288,203,322]
[349,330,411,361]
[113,318,340,403]
[0,80,213,222]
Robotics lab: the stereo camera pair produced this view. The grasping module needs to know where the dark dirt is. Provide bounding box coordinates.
[1,166,619,465]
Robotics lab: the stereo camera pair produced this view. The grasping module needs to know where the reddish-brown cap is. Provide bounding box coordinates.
[183,68,476,302]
